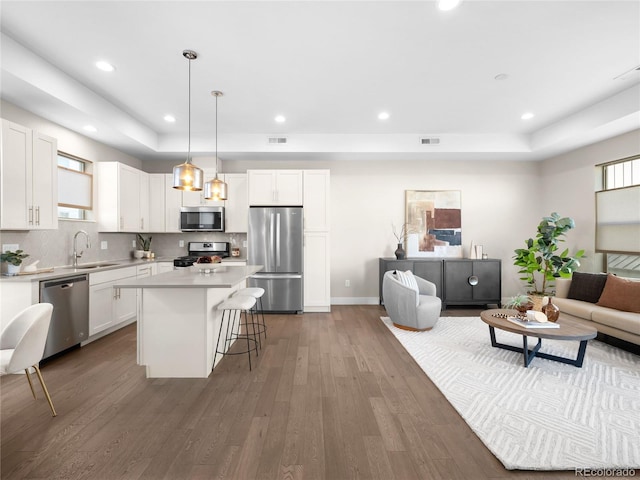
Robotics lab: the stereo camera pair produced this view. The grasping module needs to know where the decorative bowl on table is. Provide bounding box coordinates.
[193,255,222,274]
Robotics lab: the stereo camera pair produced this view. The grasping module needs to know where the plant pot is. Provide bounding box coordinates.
[5,263,21,275]
[515,302,534,314]
[530,294,545,312]
[134,250,145,259]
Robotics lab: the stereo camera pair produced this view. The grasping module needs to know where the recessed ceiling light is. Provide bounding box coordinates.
[439,0,461,11]
[164,114,176,123]
[494,73,509,81]
[275,115,286,123]
[378,112,390,120]
[95,60,115,72]
[521,112,535,120]
[83,125,97,132]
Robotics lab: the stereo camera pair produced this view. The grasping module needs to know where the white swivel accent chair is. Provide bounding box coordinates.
[383,270,441,331]
[0,303,57,416]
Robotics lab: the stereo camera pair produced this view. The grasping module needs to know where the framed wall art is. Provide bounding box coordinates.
[405,190,462,258]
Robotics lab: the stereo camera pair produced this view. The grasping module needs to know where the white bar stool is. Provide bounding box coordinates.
[235,287,266,348]
[214,294,258,371]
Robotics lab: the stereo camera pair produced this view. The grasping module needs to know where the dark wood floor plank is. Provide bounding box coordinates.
[1,305,592,479]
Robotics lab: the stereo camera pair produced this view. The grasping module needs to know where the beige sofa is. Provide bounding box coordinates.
[554,277,640,346]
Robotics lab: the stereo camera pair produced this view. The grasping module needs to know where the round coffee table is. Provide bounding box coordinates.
[480,308,597,368]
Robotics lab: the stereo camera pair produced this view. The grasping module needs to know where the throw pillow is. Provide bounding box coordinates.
[567,272,608,303]
[596,274,640,313]
[395,270,420,306]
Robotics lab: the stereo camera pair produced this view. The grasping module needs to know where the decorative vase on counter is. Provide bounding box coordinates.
[395,243,406,260]
[542,297,560,322]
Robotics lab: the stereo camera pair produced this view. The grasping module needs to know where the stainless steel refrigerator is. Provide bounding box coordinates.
[248,206,303,313]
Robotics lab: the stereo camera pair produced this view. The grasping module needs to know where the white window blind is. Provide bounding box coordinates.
[595,185,640,253]
[58,166,92,209]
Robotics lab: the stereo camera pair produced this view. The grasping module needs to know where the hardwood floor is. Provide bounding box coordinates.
[2,305,585,479]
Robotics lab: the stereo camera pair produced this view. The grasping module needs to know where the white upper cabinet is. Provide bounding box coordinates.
[149,173,185,233]
[165,174,183,232]
[224,173,248,233]
[0,119,58,230]
[148,173,166,232]
[97,162,149,232]
[248,170,303,206]
[303,170,330,231]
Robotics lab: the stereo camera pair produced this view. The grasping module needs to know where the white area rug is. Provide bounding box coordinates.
[381,316,640,470]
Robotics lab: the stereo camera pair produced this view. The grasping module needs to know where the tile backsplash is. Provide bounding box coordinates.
[1,221,246,268]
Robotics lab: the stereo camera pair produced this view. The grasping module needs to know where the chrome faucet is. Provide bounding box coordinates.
[73,230,91,268]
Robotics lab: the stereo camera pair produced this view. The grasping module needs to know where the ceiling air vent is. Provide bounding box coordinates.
[420,137,441,145]
[268,136,288,144]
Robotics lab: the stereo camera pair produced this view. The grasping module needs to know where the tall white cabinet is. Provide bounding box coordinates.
[0,119,58,230]
[303,170,331,312]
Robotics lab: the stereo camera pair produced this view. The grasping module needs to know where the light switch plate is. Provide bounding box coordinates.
[101,241,108,250]
[2,244,19,252]
[243,240,247,247]
[179,240,185,247]
[132,240,136,248]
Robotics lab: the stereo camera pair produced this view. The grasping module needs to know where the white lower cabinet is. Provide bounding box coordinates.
[89,266,138,336]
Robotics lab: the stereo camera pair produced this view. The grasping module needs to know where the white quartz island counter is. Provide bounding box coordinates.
[117,265,262,378]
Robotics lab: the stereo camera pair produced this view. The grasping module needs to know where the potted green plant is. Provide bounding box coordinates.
[1,249,29,275]
[513,212,585,299]
[503,294,534,313]
[136,234,152,258]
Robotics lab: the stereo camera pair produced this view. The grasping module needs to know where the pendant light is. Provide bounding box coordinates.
[172,50,203,191]
[204,90,228,201]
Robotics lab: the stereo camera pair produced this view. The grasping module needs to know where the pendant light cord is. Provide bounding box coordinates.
[215,93,218,176]
[187,57,192,164]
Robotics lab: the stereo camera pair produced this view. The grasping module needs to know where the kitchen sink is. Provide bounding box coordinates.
[74,262,120,269]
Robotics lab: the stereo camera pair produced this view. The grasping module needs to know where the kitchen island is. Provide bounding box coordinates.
[116,265,262,378]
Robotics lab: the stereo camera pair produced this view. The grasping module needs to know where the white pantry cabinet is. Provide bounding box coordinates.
[303,170,330,231]
[96,162,149,232]
[248,170,303,206]
[302,169,330,312]
[0,119,58,230]
[89,266,137,336]
[224,173,248,232]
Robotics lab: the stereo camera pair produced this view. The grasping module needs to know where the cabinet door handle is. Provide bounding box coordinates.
[113,287,118,300]
[140,218,144,230]
[28,206,34,225]
[35,206,40,225]
[120,216,124,230]
[468,275,479,286]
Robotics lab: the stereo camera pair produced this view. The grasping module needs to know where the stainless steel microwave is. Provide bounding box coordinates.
[180,206,225,232]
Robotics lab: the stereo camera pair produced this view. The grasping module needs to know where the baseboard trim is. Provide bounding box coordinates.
[331,297,379,305]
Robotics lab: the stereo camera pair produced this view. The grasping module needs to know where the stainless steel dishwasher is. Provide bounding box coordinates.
[39,274,89,359]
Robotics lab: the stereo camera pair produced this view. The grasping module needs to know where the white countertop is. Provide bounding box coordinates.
[115,265,262,288]
[0,257,248,283]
